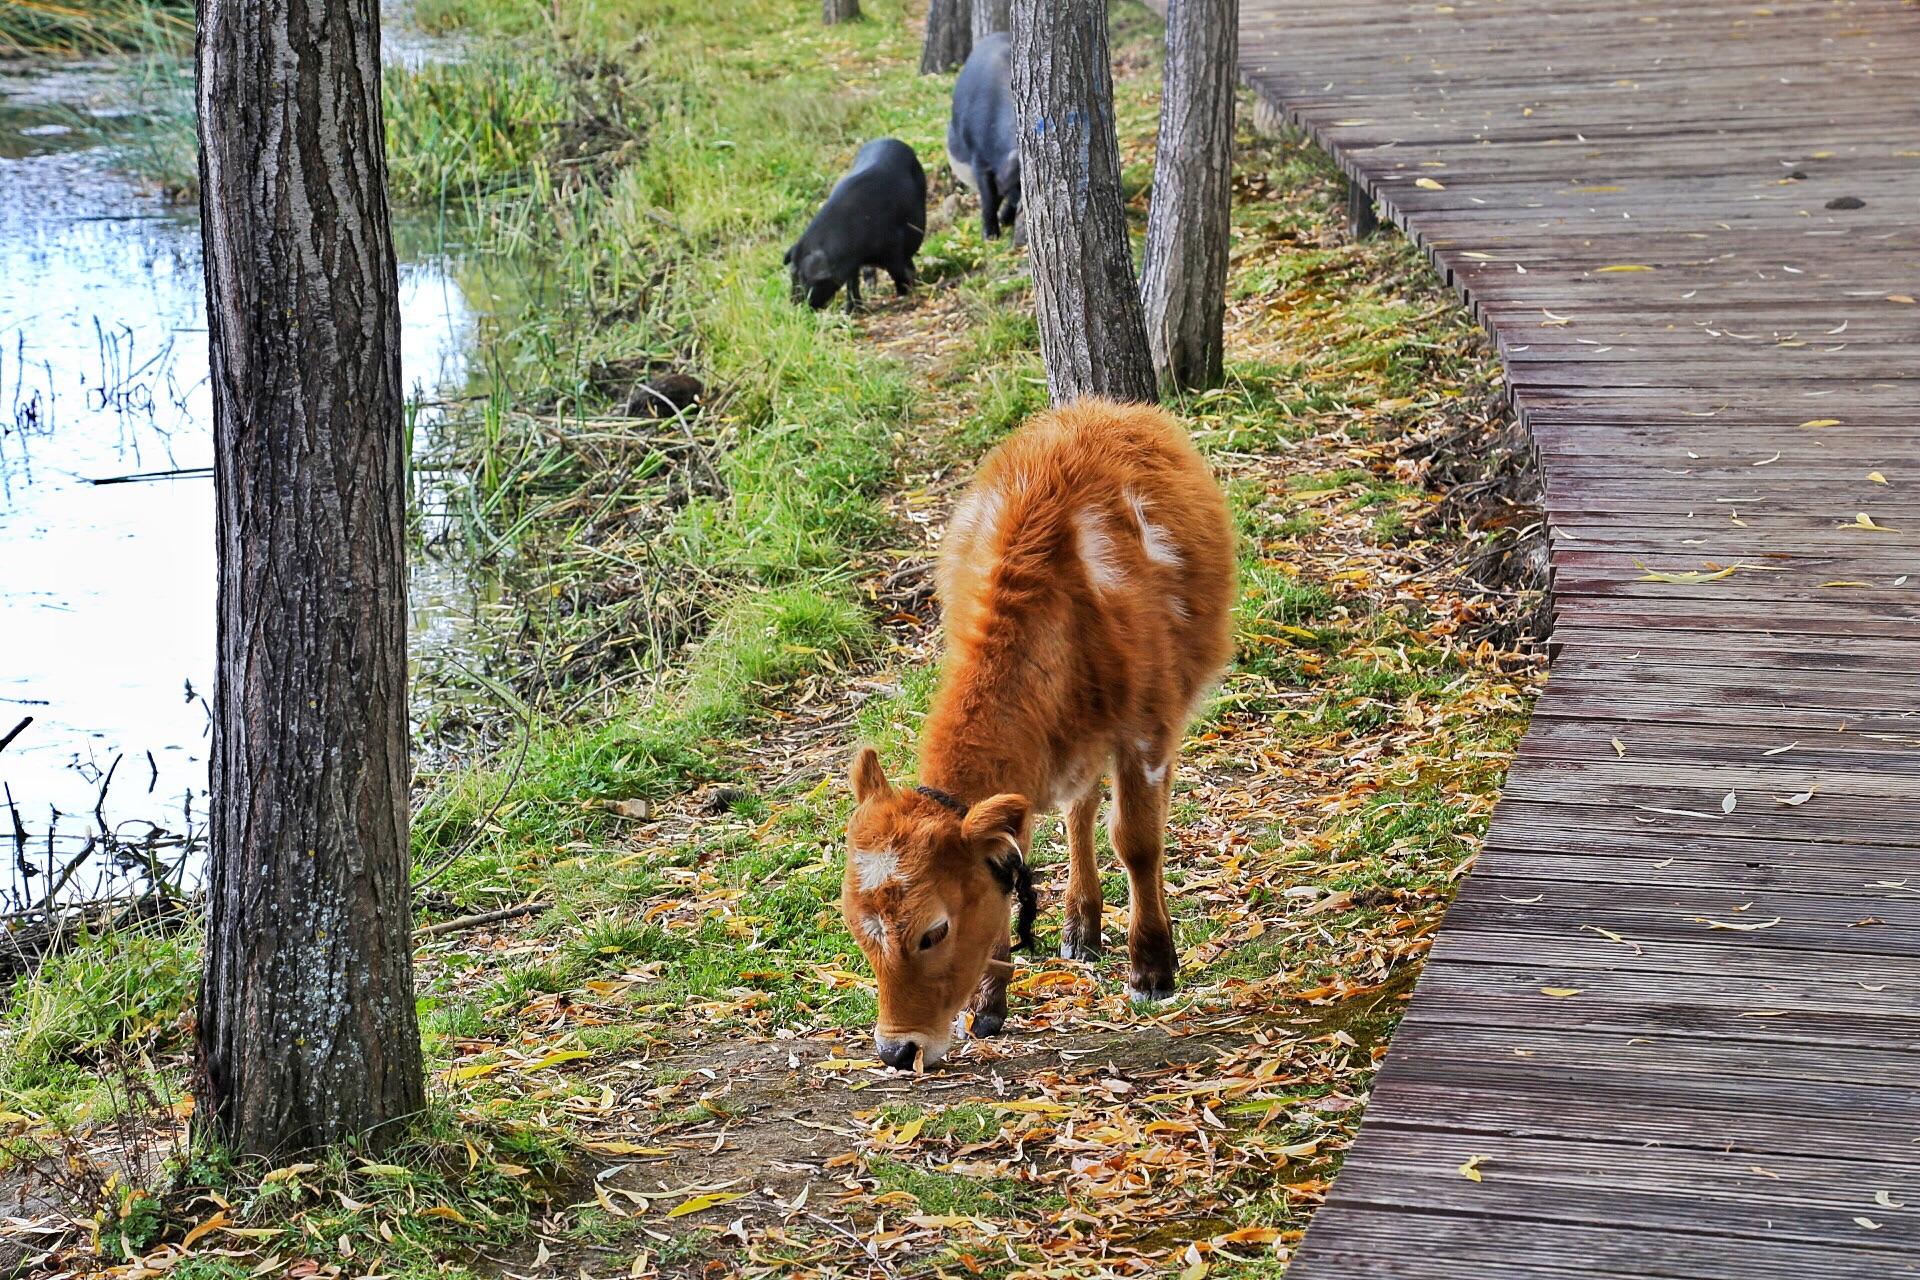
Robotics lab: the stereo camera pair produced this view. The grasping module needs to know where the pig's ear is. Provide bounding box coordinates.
[850,746,892,804]
[782,245,794,264]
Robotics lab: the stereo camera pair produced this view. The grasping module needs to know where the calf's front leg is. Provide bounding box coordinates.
[967,935,1012,1036]
[1060,789,1103,961]
[1112,747,1177,1002]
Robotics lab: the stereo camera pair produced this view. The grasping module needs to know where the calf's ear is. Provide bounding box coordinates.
[962,793,1029,848]
[850,746,892,803]
[967,794,1037,951]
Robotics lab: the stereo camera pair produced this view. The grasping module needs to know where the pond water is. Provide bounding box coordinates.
[0,57,485,908]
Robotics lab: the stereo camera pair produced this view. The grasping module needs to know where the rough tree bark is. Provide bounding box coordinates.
[195,0,424,1156]
[823,0,861,24]
[1140,0,1237,391]
[1010,0,1157,405]
[921,0,972,73]
[971,0,1010,41]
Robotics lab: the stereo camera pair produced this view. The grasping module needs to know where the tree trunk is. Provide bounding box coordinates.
[972,0,1010,41]
[1140,0,1237,391]
[1010,0,1158,405]
[823,0,861,24]
[921,0,972,73]
[195,0,424,1158]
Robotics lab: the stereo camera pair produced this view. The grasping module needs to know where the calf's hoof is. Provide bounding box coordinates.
[1126,951,1177,1003]
[1059,916,1104,962]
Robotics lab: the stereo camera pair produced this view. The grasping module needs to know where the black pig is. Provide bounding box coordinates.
[947,32,1020,239]
[784,138,927,311]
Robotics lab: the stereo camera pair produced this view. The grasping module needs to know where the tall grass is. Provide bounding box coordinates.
[0,0,190,55]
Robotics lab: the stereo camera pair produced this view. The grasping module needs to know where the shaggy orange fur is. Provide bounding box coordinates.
[844,399,1234,1069]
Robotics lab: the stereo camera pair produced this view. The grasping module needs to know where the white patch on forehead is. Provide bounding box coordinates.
[1127,489,1182,567]
[853,848,902,892]
[1074,507,1125,592]
[861,915,887,944]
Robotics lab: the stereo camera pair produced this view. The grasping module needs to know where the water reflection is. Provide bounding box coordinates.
[0,70,479,907]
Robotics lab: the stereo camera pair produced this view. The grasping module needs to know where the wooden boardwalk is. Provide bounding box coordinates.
[1226,1,1920,1274]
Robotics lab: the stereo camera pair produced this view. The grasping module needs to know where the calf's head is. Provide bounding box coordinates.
[842,747,1036,1070]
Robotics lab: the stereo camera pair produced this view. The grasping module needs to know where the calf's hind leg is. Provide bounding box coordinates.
[1060,789,1103,961]
[1112,747,1177,1002]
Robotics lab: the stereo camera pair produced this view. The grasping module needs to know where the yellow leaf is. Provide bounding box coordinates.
[812,1058,882,1073]
[1597,264,1653,272]
[1415,177,1445,189]
[422,1205,469,1224]
[891,1116,926,1145]
[1820,581,1873,588]
[1856,1217,1884,1229]
[1869,472,1888,484]
[446,1062,502,1082]
[1610,738,1625,757]
[1540,988,1581,997]
[1458,1153,1490,1181]
[493,1163,529,1177]
[521,1049,592,1072]
[1634,560,1738,584]
[1800,419,1842,428]
[356,1164,410,1177]
[261,1164,316,1184]
[1837,512,1899,531]
[182,1212,230,1249]
[1220,1226,1283,1245]
[584,1142,672,1156]
[1697,916,1781,931]
[221,1228,286,1239]
[594,1184,628,1218]
[993,1099,1072,1114]
[1274,1139,1318,1159]
[906,1214,972,1229]
[667,1192,745,1219]
[0,1111,34,1124]
[1887,296,1915,304]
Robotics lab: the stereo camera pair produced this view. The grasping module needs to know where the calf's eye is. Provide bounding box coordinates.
[919,921,950,950]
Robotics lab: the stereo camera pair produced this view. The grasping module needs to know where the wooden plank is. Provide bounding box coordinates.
[1228,0,1920,1271]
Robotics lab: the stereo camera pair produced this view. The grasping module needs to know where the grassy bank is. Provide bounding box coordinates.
[0,0,189,55]
[0,2,1545,1278]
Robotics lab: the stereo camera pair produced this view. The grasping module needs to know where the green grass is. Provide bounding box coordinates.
[0,0,190,54]
[0,921,198,1116]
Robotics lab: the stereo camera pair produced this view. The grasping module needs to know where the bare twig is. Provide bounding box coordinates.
[417,901,551,938]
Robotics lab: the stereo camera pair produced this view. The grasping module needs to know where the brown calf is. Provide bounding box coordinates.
[843,399,1234,1070]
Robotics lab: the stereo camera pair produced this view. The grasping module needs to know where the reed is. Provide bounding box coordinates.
[0,0,191,55]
